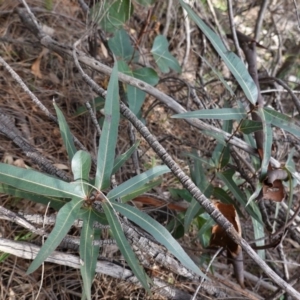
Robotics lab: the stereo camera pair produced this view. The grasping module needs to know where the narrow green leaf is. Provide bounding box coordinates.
[212,119,232,168]
[112,202,207,278]
[72,151,91,182]
[0,183,67,210]
[202,129,227,145]
[54,102,77,161]
[286,148,296,173]
[151,35,181,73]
[112,141,140,175]
[168,188,193,202]
[74,97,105,117]
[72,150,92,195]
[264,107,300,138]
[0,163,84,198]
[80,209,100,300]
[250,204,265,260]
[285,149,300,184]
[180,0,257,104]
[217,169,261,222]
[121,179,162,203]
[107,165,170,200]
[246,181,263,206]
[102,202,151,290]
[185,153,212,231]
[220,144,231,169]
[184,184,213,232]
[212,187,244,217]
[184,152,215,168]
[108,29,139,62]
[259,108,273,178]
[172,108,246,120]
[135,0,156,5]
[197,216,214,248]
[87,208,109,226]
[243,133,260,171]
[239,119,263,134]
[201,55,235,96]
[189,149,202,187]
[27,198,83,274]
[95,63,120,190]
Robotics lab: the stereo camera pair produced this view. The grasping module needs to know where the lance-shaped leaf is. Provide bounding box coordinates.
[121,179,162,203]
[112,141,140,175]
[250,205,265,260]
[0,163,84,199]
[135,0,156,5]
[184,152,215,168]
[80,209,101,300]
[151,35,181,73]
[74,96,105,117]
[172,108,247,121]
[243,132,261,171]
[54,101,77,161]
[184,184,213,232]
[95,64,120,190]
[112,201,207,278]
[213,187,244,217]
[217,169,262,222]
[72,150,92,196]
[27,197,83,274]
[185,152,214,231]
[239,119,263,134]
[107,165,170,200]
[197,215,214,248]
[259,108,273,178]
[179,0,257,104]
[263,107,300,138]
[0,183,67,210]
[102,201,151,291]
[201,55,235,96]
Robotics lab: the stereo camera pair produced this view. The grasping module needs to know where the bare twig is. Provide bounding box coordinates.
[163,0,173,37]
[261,76,300,116]
[292,0,300,31]
[182,0,191,69]
[227,0,243,58]
[254,0,269,40]
[0,55,89,159]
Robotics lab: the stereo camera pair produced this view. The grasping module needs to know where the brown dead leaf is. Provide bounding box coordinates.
[263,177,285,202]
[258,148,286,202]
[209,202,242,257]
[210,202,244,288]
[13,158,26,168]
[31,48,49,78]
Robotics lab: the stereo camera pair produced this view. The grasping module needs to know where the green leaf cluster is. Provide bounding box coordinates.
[0,62,205,299]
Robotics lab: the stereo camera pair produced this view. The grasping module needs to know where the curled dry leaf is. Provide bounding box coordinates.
[209,202,242,257]
[31,48,49,79]
[258,148,286,202]
[263,175,285,202]
[209,202,244,288]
